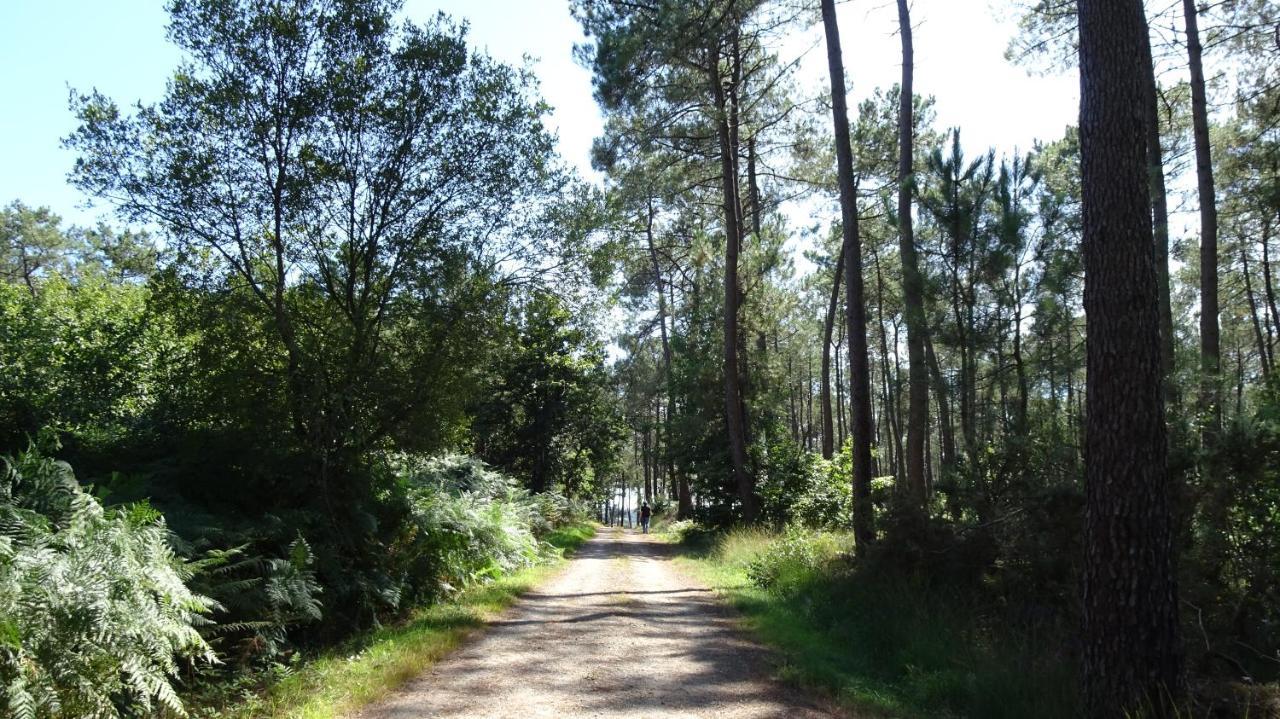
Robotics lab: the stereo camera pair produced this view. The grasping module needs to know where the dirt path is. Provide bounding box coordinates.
[359,527,837,719]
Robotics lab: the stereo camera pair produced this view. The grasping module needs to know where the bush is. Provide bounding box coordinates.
[1182,392,1280,685]
[0,440,214,718]
[756,436,820,526]
[791,454,852,531]
[188,537,323,666]
[385,454,552,603]
[744,529,851,594]
[693,525,1079,718]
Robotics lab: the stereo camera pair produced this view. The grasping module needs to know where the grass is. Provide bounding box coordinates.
[666,526,1078,719]
[199,522,596,719]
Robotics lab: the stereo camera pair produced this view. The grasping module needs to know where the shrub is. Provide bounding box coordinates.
[756,436,820,526]
[385,454,550,603]
[188,537,323,666]
[0,441,214,718]
[791,456,852,531]
[744,529,851,595]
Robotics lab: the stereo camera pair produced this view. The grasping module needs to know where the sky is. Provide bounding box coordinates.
[0,0,1079,236]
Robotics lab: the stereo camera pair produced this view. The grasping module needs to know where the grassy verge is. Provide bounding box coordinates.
[667,526,1076,719]
[200,522,597,719]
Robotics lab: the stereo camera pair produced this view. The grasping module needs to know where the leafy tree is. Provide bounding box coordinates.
[0,202,82,295]
[66,0,582,621]
[472,292,622,496]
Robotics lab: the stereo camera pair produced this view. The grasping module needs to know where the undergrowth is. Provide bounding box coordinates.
[188,522,596,719]
[670,526,1078,719]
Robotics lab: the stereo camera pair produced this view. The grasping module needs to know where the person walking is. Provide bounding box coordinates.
[639,502,652,534]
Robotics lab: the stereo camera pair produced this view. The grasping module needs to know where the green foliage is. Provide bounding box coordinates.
[45,0,615,639]
[385,455,557,604]
[0,277,163,452]
[681,528,1078,719]
[0,441,214,718]
[472,292,623,496]
[188,537,323,666]
[792,450,854,531]
[0,202,82,292]
[1181,381,1280,684]
[745,529,850,593]
[754,434,820,527]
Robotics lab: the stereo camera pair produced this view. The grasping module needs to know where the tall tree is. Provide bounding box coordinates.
[709,14,757,521]
[0,202,80,295]
[1077,0,1184,713]
[1005,2,1179,401]
[820,0,874,554]
[820,241,844,459]
[68,0,573,606]
[1138,16,1176,399]
[1182,0,1221,442]
[895,0,928,505]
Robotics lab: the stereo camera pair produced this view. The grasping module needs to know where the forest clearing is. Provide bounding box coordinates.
[2,0,1279,717]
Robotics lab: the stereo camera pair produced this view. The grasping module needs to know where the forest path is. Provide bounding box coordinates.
[358,527,839,719]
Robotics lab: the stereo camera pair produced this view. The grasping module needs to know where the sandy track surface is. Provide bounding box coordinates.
[358,527,837,719]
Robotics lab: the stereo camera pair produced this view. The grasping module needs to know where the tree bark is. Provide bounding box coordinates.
[874,250,906,483]
[924,332,956,469]
[1183,0,1221,443]
[1262,218,1280,358]
[1242,242,1273,378]
[1139,18,1177,402]
[1077,0,1185,713]
[709,42,756,522]
[1011,267,1030,433]
[821,0,875,555]
[821,242,846,459]
[835,331,846,449]
[895,0,929,509]
[646,196,692,518]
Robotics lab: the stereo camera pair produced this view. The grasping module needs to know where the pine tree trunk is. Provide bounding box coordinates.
[836,333,846,449]
[875,251,906,483]
[1183,0,1221,443]
[821,0,875,555]
[1262,219,1280,360]
[709,43,756,522]
[1242,243,1273,378]
[642,427,652,503]
[895,0,929,508]
[1012,273,1030,433]
[646,196,691,518]
[1139,17,1177,401]
[821,243,846,459]
[1078,0,1185,713]
[924,332,956,469]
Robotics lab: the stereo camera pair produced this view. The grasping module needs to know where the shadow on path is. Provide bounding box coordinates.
[359,528,836,719]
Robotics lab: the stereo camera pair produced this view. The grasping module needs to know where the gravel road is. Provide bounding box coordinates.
[358,527,838,719]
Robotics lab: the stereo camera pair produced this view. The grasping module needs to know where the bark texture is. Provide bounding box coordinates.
[1183,0,1221,440]
[821,0,874,555]
[709,40,756,523]
[896,0,928,506]
[821,243,845,459]
[1138,17,1176,399]
[1077,0,1185,714]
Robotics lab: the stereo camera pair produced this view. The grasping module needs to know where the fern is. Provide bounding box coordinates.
[0,443,215,718]
[189,534,322,665]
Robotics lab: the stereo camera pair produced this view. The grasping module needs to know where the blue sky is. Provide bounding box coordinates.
[0,0,1079,230]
